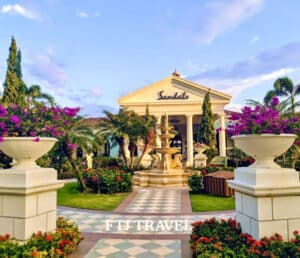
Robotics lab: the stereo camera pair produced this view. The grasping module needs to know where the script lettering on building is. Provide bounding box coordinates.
[157,90,189,100]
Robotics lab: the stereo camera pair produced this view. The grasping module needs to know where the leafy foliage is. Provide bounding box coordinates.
[191,218,300,257]
[0,217,82,257]
[101,107,156,169]
[267,77,300,114]
[188,174,204,193]
[228,97,300,135]
[82,167,132,194]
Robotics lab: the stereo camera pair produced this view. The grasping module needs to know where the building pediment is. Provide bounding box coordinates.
[118,75,231,105]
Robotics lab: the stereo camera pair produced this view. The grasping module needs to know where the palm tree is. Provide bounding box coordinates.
[100,108,132,167]
[26,85,55,106]
[62,118,98,191]
[135,106,156,167]
[268,77,300,114]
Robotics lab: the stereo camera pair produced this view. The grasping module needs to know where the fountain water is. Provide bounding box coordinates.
[133,113,190,187]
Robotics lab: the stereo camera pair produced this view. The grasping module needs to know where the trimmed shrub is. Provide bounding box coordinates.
[188,174,204,193]
[82,167,132,194]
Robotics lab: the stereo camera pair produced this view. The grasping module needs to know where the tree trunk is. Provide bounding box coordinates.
[68,157,87,192]
[117,138,128,167]
[128,141,136,169]
[136,129,155,168]
[136,142,149,168]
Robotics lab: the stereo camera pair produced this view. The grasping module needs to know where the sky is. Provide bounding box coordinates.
[0,0,300,116]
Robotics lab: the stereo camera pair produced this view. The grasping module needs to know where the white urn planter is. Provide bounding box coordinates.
[0,137,57,168]
[232,134,297,169]
[228,133,300,241]
[0,137,63,241]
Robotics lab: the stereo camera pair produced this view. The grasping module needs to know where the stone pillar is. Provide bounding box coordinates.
[186,114,194,167]
[155,115,162,148]
[218,113,226,157]
[0,168,63,241]
[228,167,300,241]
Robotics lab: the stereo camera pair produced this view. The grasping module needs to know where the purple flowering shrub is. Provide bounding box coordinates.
[0,103,80,141]
[227,97,300,136]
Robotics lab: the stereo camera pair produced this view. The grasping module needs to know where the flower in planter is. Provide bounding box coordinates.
[228,97,300,136]
[0,103,80,139]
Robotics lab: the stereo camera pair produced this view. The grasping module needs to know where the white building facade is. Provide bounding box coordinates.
[118,72,232,166]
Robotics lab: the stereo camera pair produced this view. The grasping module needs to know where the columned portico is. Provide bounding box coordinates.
[118,71,232,166]
[186,114,194,167]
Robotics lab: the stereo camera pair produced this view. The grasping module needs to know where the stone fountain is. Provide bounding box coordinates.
[133,113,190,187]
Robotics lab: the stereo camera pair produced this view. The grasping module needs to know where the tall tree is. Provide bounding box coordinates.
[15,49,22,79]
[199,91,217,149]
[3,37,19,104]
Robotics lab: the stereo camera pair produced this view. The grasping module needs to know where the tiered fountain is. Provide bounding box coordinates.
[133,113,190,187]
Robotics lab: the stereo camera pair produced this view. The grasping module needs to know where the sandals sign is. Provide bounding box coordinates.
[157,90,189,100]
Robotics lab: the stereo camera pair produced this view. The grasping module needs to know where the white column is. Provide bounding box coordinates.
[155,115,162,148]
[218,113,226,157]
[186,114,194,167]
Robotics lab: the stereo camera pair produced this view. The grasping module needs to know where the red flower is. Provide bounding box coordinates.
[192,221,203,227]
[32,250,39,257]
[263,251,269,256]
[45,233,53,241]
[191,234,198,240]
[116,175,121,182]
[55,248,63,255]
[293,230,299,236]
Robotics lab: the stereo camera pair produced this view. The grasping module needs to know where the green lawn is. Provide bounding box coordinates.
[57,182,129,211]
[190,193,235,212]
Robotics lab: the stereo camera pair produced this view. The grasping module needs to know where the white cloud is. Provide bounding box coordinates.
[77,11,89,18]
[197,0,264,44]
[194,68,299,99]
[0,4,40,20]
[250,35,259,44]
[27,53,66,89]
[76,10,100,18]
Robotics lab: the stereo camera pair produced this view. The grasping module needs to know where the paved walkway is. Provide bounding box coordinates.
[60,188,235,258]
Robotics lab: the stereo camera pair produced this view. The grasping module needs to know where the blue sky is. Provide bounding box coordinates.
[0,0,300,116]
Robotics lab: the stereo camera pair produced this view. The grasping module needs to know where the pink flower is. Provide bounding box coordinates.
[10,115,21,125]
[33,137,40,142]
[67,143,78,150]
[63,107,80,117]
[0,137,3,142]
[0,105,7,117]
[29,131,36,137]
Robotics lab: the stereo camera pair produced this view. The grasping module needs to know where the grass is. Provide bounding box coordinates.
[57,182,129,211]
[190,193,235,212]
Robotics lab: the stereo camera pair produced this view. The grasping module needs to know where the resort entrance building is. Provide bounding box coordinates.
[118,71,232,166]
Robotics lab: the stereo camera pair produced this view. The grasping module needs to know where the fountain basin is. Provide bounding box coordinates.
[133,170,190,187]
